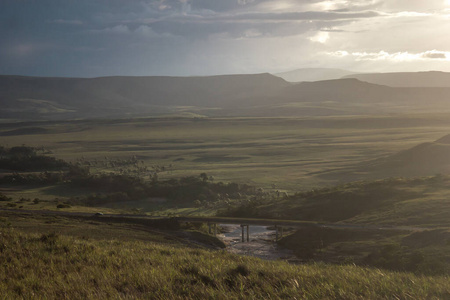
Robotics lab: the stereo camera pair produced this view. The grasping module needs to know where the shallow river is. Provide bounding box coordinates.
[218,224,295,261]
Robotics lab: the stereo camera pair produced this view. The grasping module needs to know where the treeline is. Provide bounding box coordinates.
[0,146,68,171]
[0,145,260,207]
[69,172,257,207]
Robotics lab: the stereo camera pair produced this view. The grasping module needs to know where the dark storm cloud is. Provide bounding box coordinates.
[124,5,379,39]
[180,10,380,22]
[4,0,445,77]
[422,52,447,59]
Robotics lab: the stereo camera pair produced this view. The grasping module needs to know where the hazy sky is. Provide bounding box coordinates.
[2,0,450,77]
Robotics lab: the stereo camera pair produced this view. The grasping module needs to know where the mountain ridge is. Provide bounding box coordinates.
[3,73,450,120]
[274,68,357,82]
[343,71,450,87]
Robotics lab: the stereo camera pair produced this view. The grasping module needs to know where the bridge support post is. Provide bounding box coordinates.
[240,224,250,242]
[246,225,249,242]
[208,223,212,234]
[214,223,217,236]
[275,225,279,242]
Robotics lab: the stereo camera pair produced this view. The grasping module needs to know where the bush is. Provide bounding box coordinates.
[56,204,71,209]
[0,193,11,202]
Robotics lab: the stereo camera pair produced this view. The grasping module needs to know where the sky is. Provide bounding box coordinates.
[2,0,450,77]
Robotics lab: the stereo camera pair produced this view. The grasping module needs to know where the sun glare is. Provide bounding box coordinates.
[309,32,330,44]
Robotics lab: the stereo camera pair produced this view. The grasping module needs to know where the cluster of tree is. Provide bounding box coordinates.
[0,145,261,208]
[74,155,173,177]
[0,146,68,171]
[0,193,12,202]
[0,171,66,185]
[68,172,257,206]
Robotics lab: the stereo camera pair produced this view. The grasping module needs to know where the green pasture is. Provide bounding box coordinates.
[1,114,450,193]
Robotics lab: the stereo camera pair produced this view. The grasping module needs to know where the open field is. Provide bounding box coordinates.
[2,114,450,194]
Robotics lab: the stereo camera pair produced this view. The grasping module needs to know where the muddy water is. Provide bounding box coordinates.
[218,224,295,261]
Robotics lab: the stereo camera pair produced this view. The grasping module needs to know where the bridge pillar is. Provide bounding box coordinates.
[275,225,279,242]
[240,224,250,242]
[246,225,249,242]
[208,223,217,236]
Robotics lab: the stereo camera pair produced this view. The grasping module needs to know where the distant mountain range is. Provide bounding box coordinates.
[0,73,288,120]
[343,71,450,87]
[2,71,450,120]
[274,68,357,82]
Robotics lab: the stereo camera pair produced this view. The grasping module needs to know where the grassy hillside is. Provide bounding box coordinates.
[320,133,450,182]
[1,220,449,299]
[219,175,450,227]
[364,133,450,177]
[278,226,450,276]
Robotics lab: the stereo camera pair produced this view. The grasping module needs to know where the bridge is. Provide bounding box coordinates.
[0,208,422,243]
[172,216,419,242]
[174,216,319,242]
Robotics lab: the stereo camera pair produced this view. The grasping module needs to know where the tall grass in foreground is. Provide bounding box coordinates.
[1,228,449,299]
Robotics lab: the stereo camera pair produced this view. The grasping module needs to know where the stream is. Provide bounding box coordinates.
[218,224,296,261]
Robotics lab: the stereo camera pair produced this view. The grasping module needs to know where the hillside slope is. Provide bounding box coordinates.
[1,218,449,299]
[364,133,450,177]
[343,71,450,87]
[220,175,450,227]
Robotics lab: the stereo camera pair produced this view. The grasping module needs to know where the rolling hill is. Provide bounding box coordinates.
[365,133,450,177]
[318,133,450,182]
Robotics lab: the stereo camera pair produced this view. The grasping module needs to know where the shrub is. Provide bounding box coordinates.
[56,204,71,209]
[0,193,11,202]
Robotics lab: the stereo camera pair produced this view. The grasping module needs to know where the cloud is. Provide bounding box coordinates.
[391,11,432,17]
[309,31,329,43]
[90,24,173,39]
[327,50,450,61]
[380,0,449,12]
[421,51,448,59]
[48,19,84,25]
[99,24,130,34]
[3,0,450,77]
[173,10,380,22]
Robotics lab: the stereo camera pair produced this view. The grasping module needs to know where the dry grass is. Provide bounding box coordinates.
[1,226,450,299]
